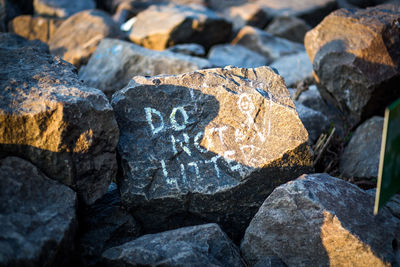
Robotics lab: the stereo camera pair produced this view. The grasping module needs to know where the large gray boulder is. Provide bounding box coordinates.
[305,4,400,128]
[340,116,384,181]
[112,66,313,240]
[0,33,119,204]
[208,44,267,68]
[49,9,122,68]
[232,26,305,64]
[241,173,400,266]
[101,223,245,267]
[0,157,77,267]
[79,38,211,98]
[33,0,95,18]
[128,4,232,50]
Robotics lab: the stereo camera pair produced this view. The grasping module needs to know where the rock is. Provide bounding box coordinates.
[295,102,330,143]
[101,223,245,267]
[270,51,312,87]
[0,157,77,267]
[9,15,63,43]
[79,38,211,98]
[232,26,305,64]
[340,116,384,181]
[112,66,313,241]
[368,189,400,220]
[128,4,232,50]
[347,0,388,8]
[207,0,249,11]
[222,3,269,30]
[241,173,400,267]
[253,257,287,267]
[0,0,34,32]
[167,43,206,57]
[265,16,311,43]
[49,9,122,68]
[305,4,400,128]
[33,0,95,18]
[80,182,142,266]
[0,33,119,204]
[253,0,338,26]
[208,44,267,68]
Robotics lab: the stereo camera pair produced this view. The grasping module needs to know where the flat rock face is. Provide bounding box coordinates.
[270,51,313,87]
[167,43,206,57]
[49,9,122,68]
[253,0,337,26]
[80,183,142,266]
[208,44,267,68]
[0,33,119,204]
[305,4,400,128]
[241,173,400,267]
[9,15,63,43]
[128,4,232,50]
[33,0,95,18]
[79,38,211,98]
[295,102,329,143]
[232,26,305,64]
[112,66,312,240]
[101,223,245,267]
[0,157,77,267]
[340,116,384,180]
[265,16,311,43]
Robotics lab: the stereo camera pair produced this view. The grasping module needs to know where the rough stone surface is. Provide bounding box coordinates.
[80,182,142,266]
[208,44,267,68]
[305,4,400,128]
[167,43,206,57]
[101,223,245,267]
[49,9,122,68]
[241,173,400,267]
[340,116,384,181]
[33,0,95,18]
[112,66,312,241]
[222,3,269,30]
[79,38,211,98]
[128,4,232,50]
[0,157,77,267]
[265,16,311,43]
[0,33,119,204]
[368,189,400,220]
[9,15,63,43]
[295,102,330,143]
[232,26,305,64]
[253,0,338,26]
[270,51,312,87]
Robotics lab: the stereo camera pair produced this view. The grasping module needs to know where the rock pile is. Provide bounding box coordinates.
[1,1,400,266]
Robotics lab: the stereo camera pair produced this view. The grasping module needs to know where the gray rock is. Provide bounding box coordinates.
[49,9,122,68]
[305,4,400,128]
[241,173,400,267]
[253,0,338,26]
[0,33,119,204]
[265,16,311,43]
[208,44,267,68]
[232,26,305,64]
[207,0,249,11]
[0,157,77,267]
[33,0,95,18]
[128,4,232,50]
[112,66,312,241]
[101,223,245,267]
[270,51,312,87]
[340,116,384,181]
[295,102,330,143]
[368,189,400,220]
[79,38,211,98]
[167,43,206,57]
[80,182,142,266]
[222,3,269,30]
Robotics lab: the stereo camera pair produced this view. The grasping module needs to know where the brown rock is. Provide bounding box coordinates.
[9,15,63,43]
[128,4,232,50]
[305,4,400,128]
[241,173,400,266]
[33,0,95,18]
[222,3,269,30]
[0,33,119,204]
[49,9,123,68]
[265,16,311,43]
[112,66,312,241]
